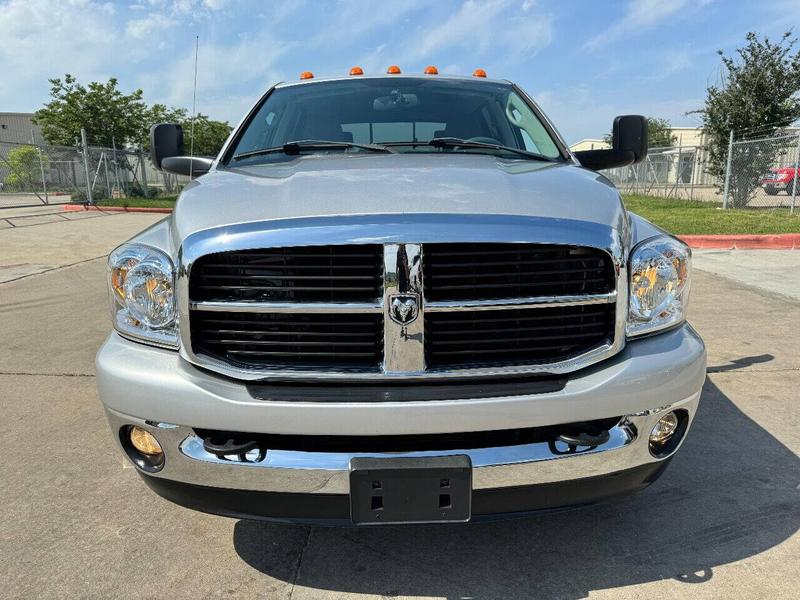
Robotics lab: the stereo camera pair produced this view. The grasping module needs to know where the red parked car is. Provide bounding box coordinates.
[761,167,799,195]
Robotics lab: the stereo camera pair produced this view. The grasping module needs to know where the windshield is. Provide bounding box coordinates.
[226,78,563,164]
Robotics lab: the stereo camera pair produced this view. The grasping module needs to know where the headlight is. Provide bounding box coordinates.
[627,236,690,337]
[108,244,178,348]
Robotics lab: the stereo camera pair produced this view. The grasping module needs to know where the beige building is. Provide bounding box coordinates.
[569,128,707,153]
[0,112,43,145]
[570,126,798,153]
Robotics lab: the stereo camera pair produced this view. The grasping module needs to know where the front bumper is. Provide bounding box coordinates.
[98,324,705,521]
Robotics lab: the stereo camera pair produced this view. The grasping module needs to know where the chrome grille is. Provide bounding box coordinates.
[184,239,620,379]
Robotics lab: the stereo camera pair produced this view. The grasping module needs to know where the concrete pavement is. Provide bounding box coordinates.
[0,209,164,283]
[0,215,798,599]
[694,249,800,301]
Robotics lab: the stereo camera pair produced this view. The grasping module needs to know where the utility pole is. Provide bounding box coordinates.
[81,128,93,205]
[721,129,734,210]
[189,34,199,179]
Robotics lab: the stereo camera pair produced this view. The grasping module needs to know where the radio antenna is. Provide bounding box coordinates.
[189,34,199,178]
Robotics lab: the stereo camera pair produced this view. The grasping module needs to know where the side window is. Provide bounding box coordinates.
[505,92,560,158]
[519,129,537,152]
[373,122,413,143]
[414,122,445,141]
[235,108,280,153]
[341,123,370,144]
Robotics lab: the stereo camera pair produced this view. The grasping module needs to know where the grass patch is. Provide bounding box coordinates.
[92,196,178,209]
[622,194,800,235]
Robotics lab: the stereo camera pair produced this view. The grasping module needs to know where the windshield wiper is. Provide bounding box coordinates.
[233,139,395,161]
[383,137,556,161]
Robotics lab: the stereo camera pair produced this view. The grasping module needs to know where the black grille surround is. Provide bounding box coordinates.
[423,243,615,301]
[190,245,384,303]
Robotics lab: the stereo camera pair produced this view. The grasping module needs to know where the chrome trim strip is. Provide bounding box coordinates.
[383,244,425,373]
[178,424,634,473]
[105,394,701,495]
[190,301,382,314]
[183,341,616,381]
[425,292,616,312]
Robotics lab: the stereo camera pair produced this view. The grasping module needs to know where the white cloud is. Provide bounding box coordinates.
[411,0,553,60]
[160,34,296,122]
[309,0,434,47]
[583,0,712,50]
[125,13,177,39]
[0,0,119,100]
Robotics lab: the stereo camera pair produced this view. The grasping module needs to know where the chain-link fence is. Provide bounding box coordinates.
[604,145,719,202]
[604,130,800,212]
[0,138,190,209]
[722,133,799,211]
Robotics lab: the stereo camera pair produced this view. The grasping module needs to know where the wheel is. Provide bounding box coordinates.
[765,186,778,196]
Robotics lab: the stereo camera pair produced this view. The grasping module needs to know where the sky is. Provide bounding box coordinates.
[1,0,798,144]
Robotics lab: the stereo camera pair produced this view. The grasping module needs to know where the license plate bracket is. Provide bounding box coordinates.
[349,455,472,525]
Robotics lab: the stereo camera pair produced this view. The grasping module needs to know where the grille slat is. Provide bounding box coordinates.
[423,243,615,302]
[191,311,383,369]
[190,245,383,303]
[425,304,616,369]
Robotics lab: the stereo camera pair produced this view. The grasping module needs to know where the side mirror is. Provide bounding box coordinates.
[574,115,648,171]
[149,123,213,178]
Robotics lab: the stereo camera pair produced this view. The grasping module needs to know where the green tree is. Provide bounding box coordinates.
[34,74,148,147]
[696,32,800,208]
[645,118,677,148]
[1,145,49,191]
[34,74,232,156]
[183,114,233,156]
[604,117,677,148]
[139,106,231,156]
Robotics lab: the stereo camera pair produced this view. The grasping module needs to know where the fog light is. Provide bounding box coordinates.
[130,426,163,456]
[650,411,680,445]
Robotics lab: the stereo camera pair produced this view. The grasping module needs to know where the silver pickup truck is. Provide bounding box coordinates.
[97,69,706,525]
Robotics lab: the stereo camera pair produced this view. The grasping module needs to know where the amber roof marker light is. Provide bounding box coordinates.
[473,68,487,78]
[386,65,402,74]
[299,71,314,80]
[424,66,439,75]
[349,66,364,76]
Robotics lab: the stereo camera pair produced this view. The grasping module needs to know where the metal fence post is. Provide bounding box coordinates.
[791,132,800,215]
[80,128,93,205]
[722,129,733,209]
[32,129,48,205]
[139,150,150,198]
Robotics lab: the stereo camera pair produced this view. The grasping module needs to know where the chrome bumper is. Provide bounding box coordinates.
[104,391,699,495]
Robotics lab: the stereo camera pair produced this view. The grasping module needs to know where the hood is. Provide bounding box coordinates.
[172,153,627,242]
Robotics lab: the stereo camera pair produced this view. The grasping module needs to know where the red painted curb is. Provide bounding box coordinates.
[63,204,173,214]
[679,234,800,250]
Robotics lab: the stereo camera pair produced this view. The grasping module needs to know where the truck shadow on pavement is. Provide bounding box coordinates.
[233,376,800,599]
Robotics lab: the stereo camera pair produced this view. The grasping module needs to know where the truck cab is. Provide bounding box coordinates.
[97,69,705,525]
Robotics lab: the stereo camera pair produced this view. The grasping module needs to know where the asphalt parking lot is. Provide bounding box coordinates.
[1,209,798,599]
